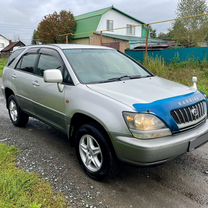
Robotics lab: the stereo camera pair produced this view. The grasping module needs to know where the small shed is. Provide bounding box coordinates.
[1,41,25,54]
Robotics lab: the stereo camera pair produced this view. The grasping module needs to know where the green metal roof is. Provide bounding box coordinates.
[73,6,145,39]
[74,7,111,39]
[75,7,111,21]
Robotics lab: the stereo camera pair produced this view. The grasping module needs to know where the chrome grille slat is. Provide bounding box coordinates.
[197,103,200,119]
[188,106,194,121]
[179,109,185,123]
[201,102,204,115]
[184,108,190,122]
[198,103,202,118]
[171,101,207,130]
[195,104,199,119]
[174,111,182,124]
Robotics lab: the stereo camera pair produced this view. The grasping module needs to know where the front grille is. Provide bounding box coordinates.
[171,101,207,129]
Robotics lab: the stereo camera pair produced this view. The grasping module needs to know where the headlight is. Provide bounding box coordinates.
[123,112,171,139]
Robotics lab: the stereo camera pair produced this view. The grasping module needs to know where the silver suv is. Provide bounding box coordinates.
[2,44,208,180]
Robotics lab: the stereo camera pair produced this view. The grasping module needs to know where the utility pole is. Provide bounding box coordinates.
[145,24,150,57]
[100,31,103,45]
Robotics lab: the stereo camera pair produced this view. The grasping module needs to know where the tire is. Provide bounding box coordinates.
[8,95,29,127]
[75,123,119,180]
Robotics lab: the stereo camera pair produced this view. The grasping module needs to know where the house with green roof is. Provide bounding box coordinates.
[72,6,149,51]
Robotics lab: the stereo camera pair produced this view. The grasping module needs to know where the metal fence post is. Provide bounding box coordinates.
[65,35,69,44]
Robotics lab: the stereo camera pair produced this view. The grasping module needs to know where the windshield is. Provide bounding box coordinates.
[63,49,151,84]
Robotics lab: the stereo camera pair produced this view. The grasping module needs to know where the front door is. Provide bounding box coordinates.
[32,48,71,132]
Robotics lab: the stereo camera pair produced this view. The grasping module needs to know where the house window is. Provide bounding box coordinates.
[127,24,136,35]
[0,43,4,48]
[107,20,114,31]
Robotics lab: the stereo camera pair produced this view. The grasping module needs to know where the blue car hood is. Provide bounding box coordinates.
[133,91,206,132]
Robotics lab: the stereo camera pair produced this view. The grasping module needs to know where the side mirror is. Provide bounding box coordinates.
[43,69,63,83]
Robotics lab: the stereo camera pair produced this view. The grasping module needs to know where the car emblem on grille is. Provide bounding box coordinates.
[191,108,198,117]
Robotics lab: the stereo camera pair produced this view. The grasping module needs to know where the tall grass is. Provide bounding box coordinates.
[0,144,67,208]
[144,56,208,95]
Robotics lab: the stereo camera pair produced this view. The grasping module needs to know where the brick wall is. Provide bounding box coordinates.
[72,34,129,52]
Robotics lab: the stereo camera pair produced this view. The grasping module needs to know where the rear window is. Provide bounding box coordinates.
[16,53,39,74]
[8,48,25,67]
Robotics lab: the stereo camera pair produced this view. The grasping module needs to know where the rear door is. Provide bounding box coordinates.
[13,48,40,114]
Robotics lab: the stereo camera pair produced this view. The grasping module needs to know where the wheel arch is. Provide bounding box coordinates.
[5,88,15,108]
[69,112,115,153]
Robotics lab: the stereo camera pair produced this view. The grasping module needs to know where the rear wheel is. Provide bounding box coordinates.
[75,123,119,180]
[8,95,29,127]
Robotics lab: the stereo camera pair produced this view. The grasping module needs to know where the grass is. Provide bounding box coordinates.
[143,56,208,95]
[0,144,67,208]
[0,58,7,77]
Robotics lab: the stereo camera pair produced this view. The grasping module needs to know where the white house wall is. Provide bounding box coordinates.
[96,10,142,37]
[0,35,9,51]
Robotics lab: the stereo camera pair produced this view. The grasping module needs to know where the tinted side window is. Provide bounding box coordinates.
[16,53,38,73]
[37,54,62,76]
[8,48,24,67]
[37,53,72,84]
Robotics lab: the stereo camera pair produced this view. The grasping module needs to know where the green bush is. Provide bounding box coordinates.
[0,58,7,76]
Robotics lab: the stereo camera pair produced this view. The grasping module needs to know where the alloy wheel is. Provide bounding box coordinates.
[79,134,103,172]
[9,100,18,122]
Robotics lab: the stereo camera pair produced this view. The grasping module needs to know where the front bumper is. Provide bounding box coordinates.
[112,119,208,165]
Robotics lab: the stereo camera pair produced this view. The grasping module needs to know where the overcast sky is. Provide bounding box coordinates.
[0,0,189,44]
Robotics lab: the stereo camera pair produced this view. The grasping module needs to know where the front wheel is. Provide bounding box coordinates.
[75,123,119,180]
[8,95,29,127]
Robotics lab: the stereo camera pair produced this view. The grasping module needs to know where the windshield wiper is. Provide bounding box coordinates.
[129,75,142,79]
[94,74,152,84]
[107,75,132,82]
[130,74,152,79]
[107,75,145,81]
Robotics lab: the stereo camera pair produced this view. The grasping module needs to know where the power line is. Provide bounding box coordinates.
[148,13,208,25]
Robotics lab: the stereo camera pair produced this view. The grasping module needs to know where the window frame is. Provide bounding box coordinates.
[7,48,25,67]
[37,48,74,85]
[127,24,136,35]
[0,43,4,48]
[15,49,40,75]
[15,47,74,85]
[106,20,114,31]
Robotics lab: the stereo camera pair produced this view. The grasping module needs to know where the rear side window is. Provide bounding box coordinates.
[16,53,38,73]
[8,48,24,67]
[37,54,62,76]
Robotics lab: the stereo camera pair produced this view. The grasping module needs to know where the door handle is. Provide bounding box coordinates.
[11,74,17,79]
[32,80,40,87]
